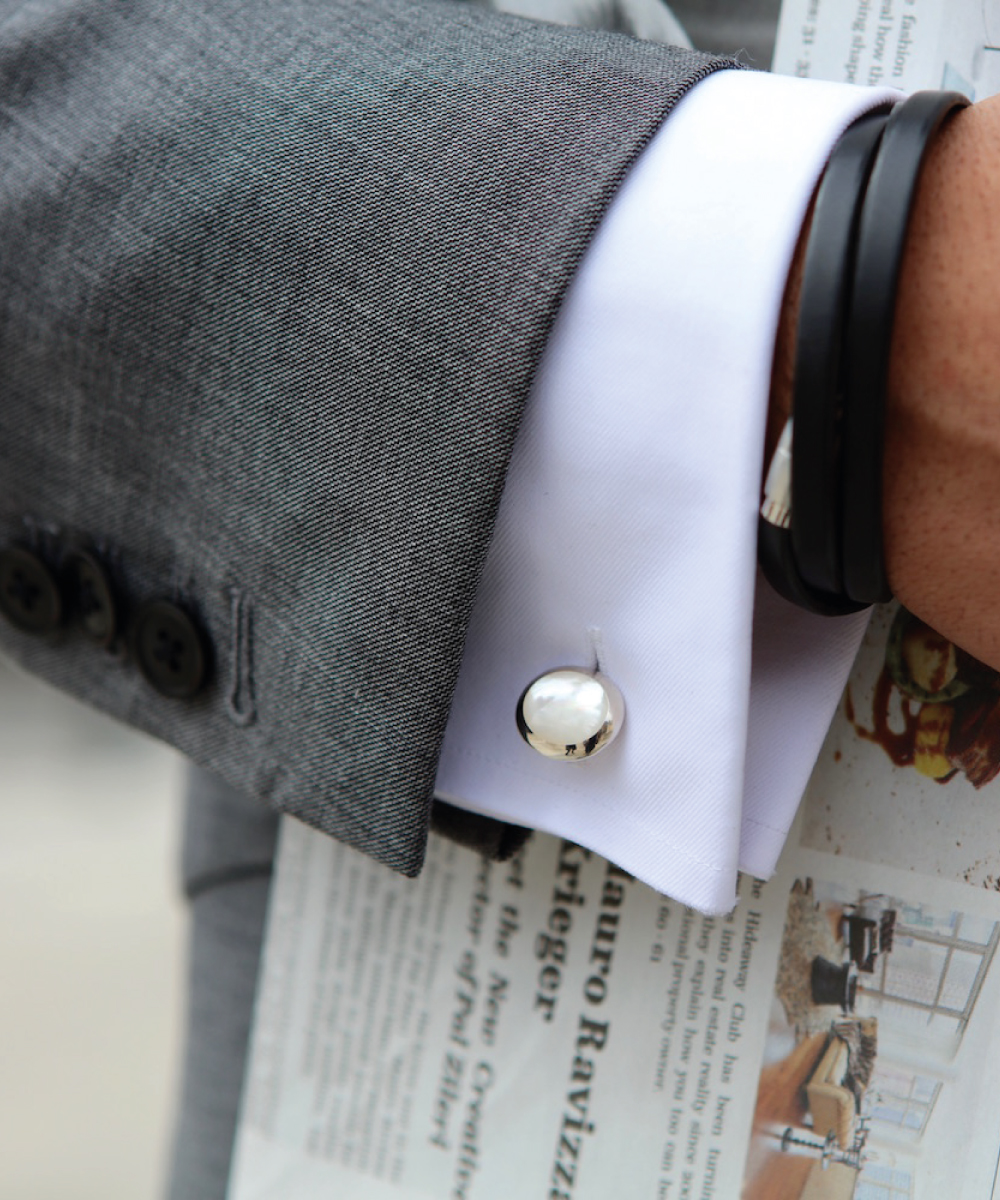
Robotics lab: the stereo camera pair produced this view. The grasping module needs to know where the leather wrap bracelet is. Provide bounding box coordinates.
[791,107,891,599]
[759,108,889,616]
[758,419,867,615]
[759,90,971,615]
[840,89,970,604]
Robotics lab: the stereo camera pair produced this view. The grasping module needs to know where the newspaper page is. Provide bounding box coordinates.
[772,0,1000,95]
[741,603,1000,1200]
[228,827,780,1200]
[230,603,1000,1200]
[230,5,1000,1199]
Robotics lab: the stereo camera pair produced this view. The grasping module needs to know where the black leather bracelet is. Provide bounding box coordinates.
[759,419,867,616]
[791,107,892,597]
[840,90,970,605]
[759,509,870,616]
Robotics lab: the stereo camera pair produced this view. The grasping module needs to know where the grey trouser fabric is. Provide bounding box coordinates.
[669,0,783,65]
[168,768,279,1200]
[168,875,272,1200]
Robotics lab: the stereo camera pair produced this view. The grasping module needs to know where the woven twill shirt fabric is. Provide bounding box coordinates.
[0,0,732,875]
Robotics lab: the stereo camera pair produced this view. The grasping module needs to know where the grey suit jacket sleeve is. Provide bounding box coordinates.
[0,0,733,876]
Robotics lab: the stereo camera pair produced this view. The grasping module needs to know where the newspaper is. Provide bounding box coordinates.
[229,826,777,1200]
[772,0,1000,96]
[230,5,1000,1198]
[230,604,1000,1200]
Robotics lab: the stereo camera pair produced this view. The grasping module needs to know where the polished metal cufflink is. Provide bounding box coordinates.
[516,667,624,760]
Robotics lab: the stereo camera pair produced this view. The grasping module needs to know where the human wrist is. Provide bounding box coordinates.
[883,95,1000,665]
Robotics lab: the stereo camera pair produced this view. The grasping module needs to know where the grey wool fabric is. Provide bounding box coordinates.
[0,0,733,879]
[168,768,279,1200]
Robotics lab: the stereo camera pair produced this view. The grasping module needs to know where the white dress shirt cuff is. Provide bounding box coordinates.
[435,69,898,913]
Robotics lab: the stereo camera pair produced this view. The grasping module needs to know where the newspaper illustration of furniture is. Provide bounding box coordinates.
[809,956,858,1011]
[803,1034,853,1146]
[803,1019,878,1150]
[778,1122,873,1200]
[744,878,1000,1200]
[798,1162,860,1200]
[841,904,897,975]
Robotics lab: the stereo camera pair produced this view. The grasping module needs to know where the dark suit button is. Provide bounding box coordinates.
[66,551,118,647]
[134,600,208,699]
[0,546,63,634]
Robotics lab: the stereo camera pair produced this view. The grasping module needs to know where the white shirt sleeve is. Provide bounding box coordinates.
[433,69,899,914]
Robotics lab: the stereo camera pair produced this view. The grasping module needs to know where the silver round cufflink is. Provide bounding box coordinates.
[516,667,625,761]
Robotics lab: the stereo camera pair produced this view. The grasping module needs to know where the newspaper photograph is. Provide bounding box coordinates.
[742,604,1000,1200]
